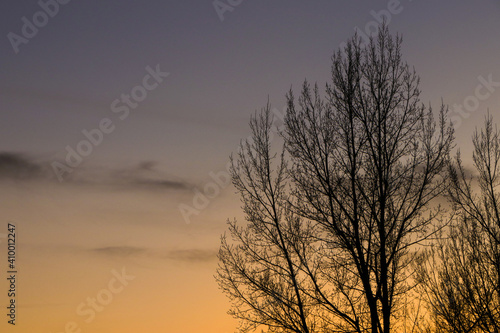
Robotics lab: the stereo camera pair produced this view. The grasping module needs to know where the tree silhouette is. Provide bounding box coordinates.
[417,114,500,333]
[216,107,318,333]
[217,25,454,333]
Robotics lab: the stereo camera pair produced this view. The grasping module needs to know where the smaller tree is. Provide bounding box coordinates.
[216,105,319,333]
[417,114,500,333]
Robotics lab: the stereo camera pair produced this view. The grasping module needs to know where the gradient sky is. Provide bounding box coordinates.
[1,1,499,332]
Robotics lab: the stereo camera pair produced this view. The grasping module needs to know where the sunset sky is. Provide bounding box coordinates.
[1,1,500,332]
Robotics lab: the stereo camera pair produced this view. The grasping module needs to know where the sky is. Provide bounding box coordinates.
[0,0,499,332]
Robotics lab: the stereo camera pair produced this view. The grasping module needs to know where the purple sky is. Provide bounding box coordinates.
[1,1,500,332]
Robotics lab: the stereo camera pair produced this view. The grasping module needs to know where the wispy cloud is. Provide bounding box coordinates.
[92,246,147,257]
[0,151,191,191]
[0,152,46,180]
[109,161,190,190]
[90,245,217,263]
[165,249,218,263]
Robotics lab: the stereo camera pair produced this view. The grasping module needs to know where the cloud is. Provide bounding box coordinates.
[128,178,189,190]
[109,162,190,190]
[165,249,218,262]
[90,246,217,263]
[0,152,46,180]
[0,152,191,191]
[136,161,157,172]
[92,246,147,257]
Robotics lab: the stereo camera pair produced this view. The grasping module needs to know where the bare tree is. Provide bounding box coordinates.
[282,25,453,333]
[216,106,319,333]
[417,114,500,333]
[217,25,454,333]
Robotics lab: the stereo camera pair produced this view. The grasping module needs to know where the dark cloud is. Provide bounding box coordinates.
[125,178,189,190]
[90,246,217,263]
[107,161,191,190]
[136,161,157,172]
[0,152,46,180]
[92,246,146,257]
[166,249,218,262]
[0,152,190,190]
